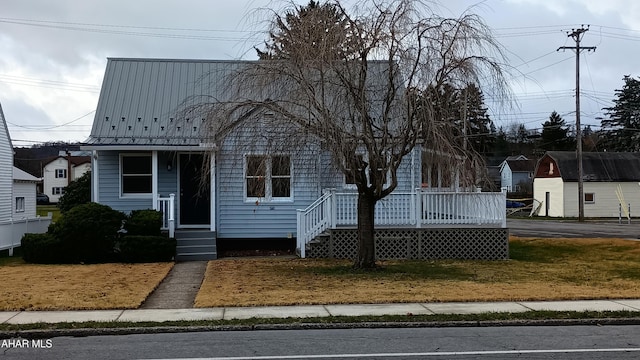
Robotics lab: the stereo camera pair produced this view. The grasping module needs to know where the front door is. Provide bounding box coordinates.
[545,191,550,216]
[179,153,211,226]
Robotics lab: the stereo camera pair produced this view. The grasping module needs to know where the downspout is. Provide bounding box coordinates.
[91,150,99,202]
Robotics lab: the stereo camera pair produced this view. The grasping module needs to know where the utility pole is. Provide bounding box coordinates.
[558,25,596,222]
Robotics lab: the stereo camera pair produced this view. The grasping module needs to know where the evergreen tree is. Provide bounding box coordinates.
[256,1,352,61]
[424,83,494,155]
[601,75,640,151]
[491,126,510,157]
[540,111,575,151]
[461,84,494,155]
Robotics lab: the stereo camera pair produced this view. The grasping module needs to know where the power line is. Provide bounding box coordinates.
[0,74,100,93]
[0,17,260,42]
[0,17,252,33]
[6,110,95,130]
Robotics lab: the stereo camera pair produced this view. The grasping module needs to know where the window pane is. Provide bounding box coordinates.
[123,176,152,193]
[123,156,151,175]
[272,178,290,197]
[246,156,267,176]
[585,193,594,202]
[246,178,265,197]
[272,156,290,176]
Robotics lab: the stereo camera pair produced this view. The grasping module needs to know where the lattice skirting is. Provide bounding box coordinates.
[306,228,509,260]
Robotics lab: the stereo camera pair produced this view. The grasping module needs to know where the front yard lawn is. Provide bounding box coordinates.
[36,204,61,223]
[195,237,640,307]
[0,260,172,311]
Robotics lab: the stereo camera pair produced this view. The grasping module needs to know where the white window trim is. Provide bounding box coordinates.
[244,154,293,203]
[15,197,25,213]
[584,192,595,204]
[120,153,153,198]
[52,187,65,195]
[55,168,67,178]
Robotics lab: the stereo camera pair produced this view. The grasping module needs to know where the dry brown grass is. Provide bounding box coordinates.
[0,261,173,311]
[195,237,640,307]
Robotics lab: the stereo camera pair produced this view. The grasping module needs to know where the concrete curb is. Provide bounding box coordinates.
[4,317,640,339]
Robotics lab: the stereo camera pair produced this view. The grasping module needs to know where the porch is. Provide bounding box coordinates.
[296,189,507,258]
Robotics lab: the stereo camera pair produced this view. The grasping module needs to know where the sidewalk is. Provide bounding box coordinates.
[3,299,640,325]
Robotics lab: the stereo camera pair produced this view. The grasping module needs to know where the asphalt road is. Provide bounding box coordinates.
[507,218,640,239]
[4,326,640,360]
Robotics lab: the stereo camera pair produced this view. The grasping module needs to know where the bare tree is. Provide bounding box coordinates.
[192,0,510,269]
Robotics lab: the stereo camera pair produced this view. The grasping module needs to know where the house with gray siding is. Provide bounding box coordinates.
[82,58,508,260]
[82,58,423,260]
[500,155,536,193]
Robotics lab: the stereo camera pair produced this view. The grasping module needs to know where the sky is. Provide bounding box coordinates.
[1,0,640,147]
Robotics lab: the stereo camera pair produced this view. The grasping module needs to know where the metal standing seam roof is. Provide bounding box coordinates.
[86,58,252,147]
[85,58,400,149]
[544,151,640,182]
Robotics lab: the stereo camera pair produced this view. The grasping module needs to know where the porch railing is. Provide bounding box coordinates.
[0,214,53,256]
[157,194,176,238]
[296,189,506,257]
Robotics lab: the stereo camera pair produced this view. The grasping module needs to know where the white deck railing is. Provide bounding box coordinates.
[157,194,176,238]
[296,189,506,257]
[0,215,53,256]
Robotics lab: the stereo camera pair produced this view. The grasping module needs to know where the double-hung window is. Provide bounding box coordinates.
[245,155,291,201]
[55,169,67,178]
[121,154,152,196]
[15,197,25,213]
[344,154,387,188]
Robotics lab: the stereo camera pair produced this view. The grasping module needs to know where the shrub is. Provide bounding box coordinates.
[125,209,162,236]
[21,233,68,264]
[57,171,91,213]
[49,202,125,263]
[117,235,176,263]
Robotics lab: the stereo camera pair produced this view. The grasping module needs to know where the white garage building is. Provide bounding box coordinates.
[533,151,640,218]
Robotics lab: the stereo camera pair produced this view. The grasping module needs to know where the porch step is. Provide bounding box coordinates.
[175,230,217,261]
[305,232,331,258]
[309,232,330,244]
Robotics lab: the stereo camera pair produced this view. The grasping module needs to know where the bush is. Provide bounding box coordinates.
[125,209,162,236]
[117,235,176,263]
[57,171,91,213]
[49,202,125,263]
[21,233,68,264]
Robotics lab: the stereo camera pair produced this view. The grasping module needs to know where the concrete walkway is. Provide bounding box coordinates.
[140,261,208,309]
[3,300,640,324]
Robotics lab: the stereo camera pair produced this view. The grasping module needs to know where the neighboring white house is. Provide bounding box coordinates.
[533,151,640,218]
[12,167,39,219]
[42,155,91,203]
[0,100,51,256]
[0,103,12,225]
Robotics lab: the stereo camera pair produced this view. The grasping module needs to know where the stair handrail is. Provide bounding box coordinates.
[296,189,335,258]
[157,194,176,238]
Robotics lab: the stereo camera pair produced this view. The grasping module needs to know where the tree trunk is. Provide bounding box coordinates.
[353,192,376,269]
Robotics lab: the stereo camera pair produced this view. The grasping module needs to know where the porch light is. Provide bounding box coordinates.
[167,160,173,172]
